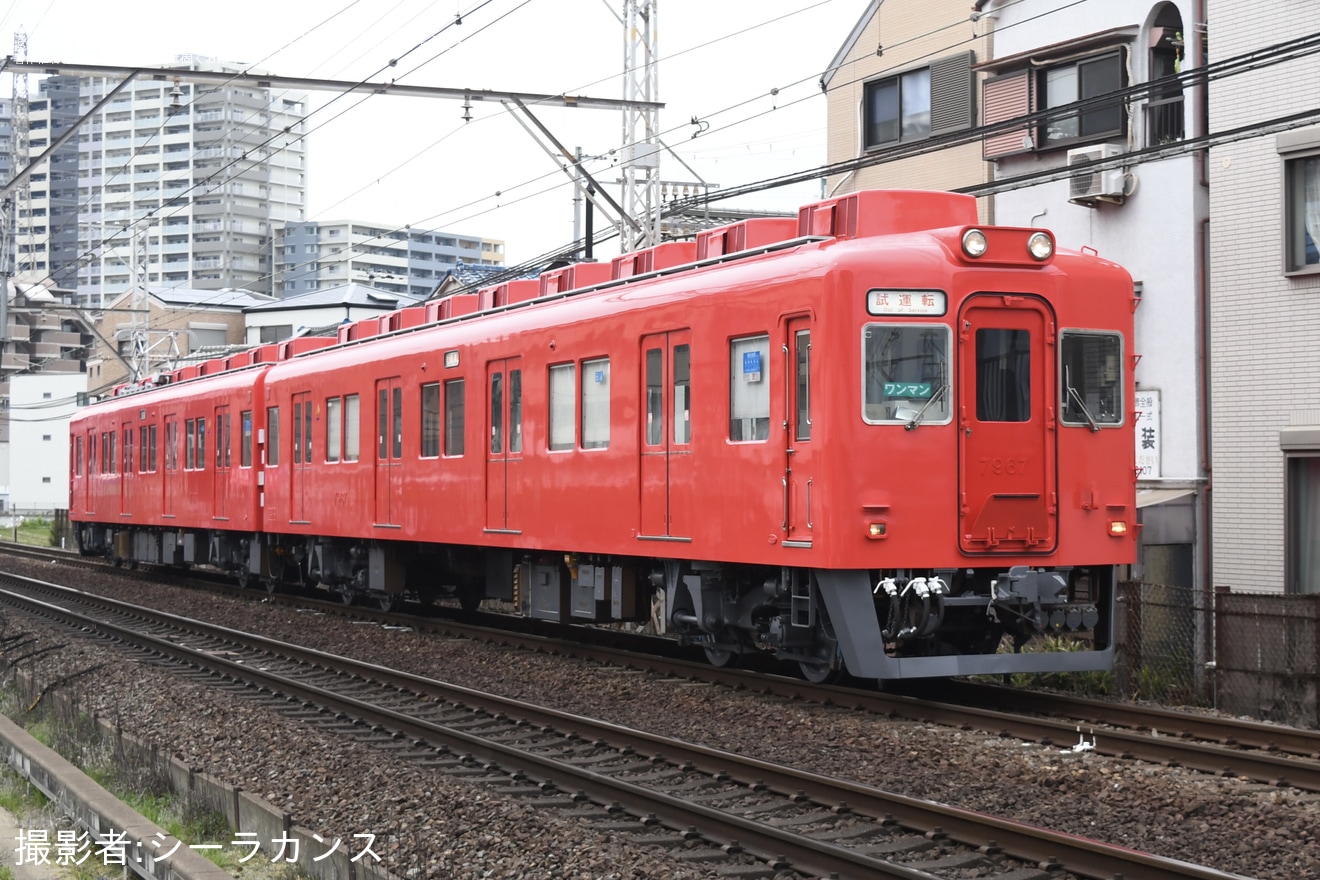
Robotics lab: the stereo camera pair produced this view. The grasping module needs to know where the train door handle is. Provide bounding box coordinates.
[806,478,813,530]
[782,476,789,531]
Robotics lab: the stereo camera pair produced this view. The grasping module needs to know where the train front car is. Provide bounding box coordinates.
[830,190,1134,681]
[676,190,1137,684]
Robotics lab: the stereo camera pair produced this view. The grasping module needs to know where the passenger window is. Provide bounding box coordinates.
[185,419,196,469]
[1060,331,1123,427]
[139,426,149,472]
[392,387,402,459]
[490,372,503,454]
[421,383,440,457]
[198,418,207,469]
[240,412,252,467]
[645,348,663,446]
[444,379,465,455]
[862,324,952,424]
[294,401,304,464]
[124,427,133,473]
[582,357,610,449]
[326,397,342,462]
[509,370,522,453]
[674,345,690,444]
[976,328,1030,422]
[345,394,360,461]
[549,363,575,451]
[266,407,280,466]
[729,335,769,441]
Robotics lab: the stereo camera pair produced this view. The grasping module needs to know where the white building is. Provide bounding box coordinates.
[977,0,1208,591]
[274,220,504,299]
[73,56,308,303]
[8,373,82,514]
[1208,2,1320,593]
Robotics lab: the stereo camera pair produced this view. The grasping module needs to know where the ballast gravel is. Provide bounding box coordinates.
[1,556,1318,879]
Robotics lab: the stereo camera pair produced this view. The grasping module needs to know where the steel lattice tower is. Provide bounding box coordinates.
[621,1,661,250]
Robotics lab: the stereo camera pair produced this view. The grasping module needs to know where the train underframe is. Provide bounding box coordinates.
[75,522,1113,682]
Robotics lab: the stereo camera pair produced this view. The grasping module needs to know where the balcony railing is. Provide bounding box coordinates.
[1145,94,1185,146]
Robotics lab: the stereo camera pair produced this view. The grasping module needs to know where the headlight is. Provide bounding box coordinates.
[961,229,988,258]
[1027,231,1054,261]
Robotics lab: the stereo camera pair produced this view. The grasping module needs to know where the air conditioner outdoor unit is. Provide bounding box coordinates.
[1067,143,1126,205]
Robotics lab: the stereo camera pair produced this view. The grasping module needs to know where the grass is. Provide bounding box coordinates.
[7,517,56,548]
[0,686,309,878]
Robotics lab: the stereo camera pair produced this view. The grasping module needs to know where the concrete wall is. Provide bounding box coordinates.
[9,373,84,513]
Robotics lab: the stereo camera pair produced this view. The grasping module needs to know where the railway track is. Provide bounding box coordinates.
[0,568,1254,880]
[6,543,1320,792]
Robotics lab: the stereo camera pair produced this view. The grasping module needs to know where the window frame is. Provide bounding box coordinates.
[729,334,771,443]
[860,323,954,427]
[862,66,931,149]
[326,396,342,463]
[444,378,465,457]
[1058,329,1126,429]
[580,357,611,450]
[1037,49,1126,150]
[1281,135,1320,276]
[548,363,576,452]
[421,382,441,458]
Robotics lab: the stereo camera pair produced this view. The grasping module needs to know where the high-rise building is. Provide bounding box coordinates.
[274,220,504,298]
[69,56,308,304]
[15,76,79,287]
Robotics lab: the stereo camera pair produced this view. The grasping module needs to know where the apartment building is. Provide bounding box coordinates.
[71,56,308,303]
[1207,2,1320,593]
[14,76,80,288]
[274,221,504,299]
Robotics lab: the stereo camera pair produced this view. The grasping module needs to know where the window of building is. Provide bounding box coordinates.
[730,335,770,441]
[444,379,464,456]
[422,382,440,457]
[1060,332,1124,427]
[266,407,280,466]
[983,43,1128,158]
[1041,52,1125,146]
[862,325,952,425]
[1287,449,1320,593]
[1285,153,1320,273]
[549,364,576,451]
[860,52,973,150]
[581,357,610,449]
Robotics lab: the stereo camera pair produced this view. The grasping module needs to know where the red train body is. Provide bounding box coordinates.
[69,190,1137,682]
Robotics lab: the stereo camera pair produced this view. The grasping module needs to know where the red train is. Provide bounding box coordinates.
[69,190,1137,683]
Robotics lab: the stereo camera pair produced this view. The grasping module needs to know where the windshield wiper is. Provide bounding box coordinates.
[1066,384,1101,433]
[904,383,948,431]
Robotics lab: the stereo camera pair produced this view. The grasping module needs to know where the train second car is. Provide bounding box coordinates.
[70,190,1137,683]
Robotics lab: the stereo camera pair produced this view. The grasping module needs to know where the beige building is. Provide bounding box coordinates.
[87,286,273,394]
[822,0,992,212]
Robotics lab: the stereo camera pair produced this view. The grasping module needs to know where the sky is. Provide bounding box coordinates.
[2,0,874,266]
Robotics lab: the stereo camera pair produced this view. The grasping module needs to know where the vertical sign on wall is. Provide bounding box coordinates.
[1134,389,1160,479]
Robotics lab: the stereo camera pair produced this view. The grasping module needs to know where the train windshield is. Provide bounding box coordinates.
[1059,330,1124,428]
[862,324,952,425]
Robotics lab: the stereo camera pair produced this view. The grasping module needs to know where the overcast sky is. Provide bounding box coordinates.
[3,0,872,265]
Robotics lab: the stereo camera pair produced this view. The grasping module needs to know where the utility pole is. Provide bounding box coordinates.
[621,0,661,250]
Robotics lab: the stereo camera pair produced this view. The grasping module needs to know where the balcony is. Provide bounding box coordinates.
[1145,94,1185,146]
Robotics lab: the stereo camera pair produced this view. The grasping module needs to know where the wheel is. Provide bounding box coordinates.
[378,593,401,613]
[798,659,839,684]
[703,645,739,668]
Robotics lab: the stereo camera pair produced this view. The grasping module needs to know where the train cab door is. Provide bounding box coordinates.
[485,359,523,532]
[120,420,133,516]
[213,406,231,520]
[291,393,311,523]
[782,315,814,545]
[162,416,177,517]
[957,295,1057,554]
[639,330,693,539]
[374,378,403,527]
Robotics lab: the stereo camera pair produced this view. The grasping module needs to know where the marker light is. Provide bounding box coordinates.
[1109,520,1128,536]
[866,521,888,540]
[1027,231,1054,261]
[961,229,989,258]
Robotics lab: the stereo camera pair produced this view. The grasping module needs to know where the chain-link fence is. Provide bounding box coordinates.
[1116,580,1320,728]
